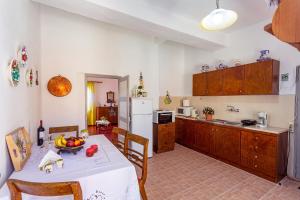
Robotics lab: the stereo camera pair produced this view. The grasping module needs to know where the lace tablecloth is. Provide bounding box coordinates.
[0,135,140,200]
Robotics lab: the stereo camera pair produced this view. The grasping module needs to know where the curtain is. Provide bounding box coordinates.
[87,81,96,126]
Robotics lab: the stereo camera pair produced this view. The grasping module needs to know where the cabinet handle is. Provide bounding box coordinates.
[254,164,258,168]
[240,90,242,93]
[255,146,258,150]
[254,155,258,159]
[255,136,259,141]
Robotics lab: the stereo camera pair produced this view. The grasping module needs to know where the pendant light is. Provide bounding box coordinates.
[200,0,238,31]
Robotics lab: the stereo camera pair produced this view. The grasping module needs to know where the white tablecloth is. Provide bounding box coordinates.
[0,135,140,200]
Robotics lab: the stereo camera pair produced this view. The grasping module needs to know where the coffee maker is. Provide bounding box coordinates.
[257,112,268,128]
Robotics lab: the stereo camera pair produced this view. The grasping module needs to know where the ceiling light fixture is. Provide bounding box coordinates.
[200,0,238,31]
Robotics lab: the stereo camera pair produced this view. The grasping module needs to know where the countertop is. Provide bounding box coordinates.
[175,115,288,134]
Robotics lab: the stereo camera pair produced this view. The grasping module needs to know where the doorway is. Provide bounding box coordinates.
[84,74,129,139]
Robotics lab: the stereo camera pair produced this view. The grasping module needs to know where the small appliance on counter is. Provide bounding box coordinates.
[182,99,190,107]
[256,112,268,128]
[177,106,193,117]
[241,119,257,126]
[153,110,175,124]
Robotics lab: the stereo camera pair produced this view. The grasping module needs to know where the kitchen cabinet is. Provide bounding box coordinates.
[223,66,244,95]
[207,70,223,96]
[192,60,280,96]
[244,60,279,95]
[153,123,175,153]
[175,118,185,144]
[182,120,195,147]
[193,73,207,96]
[175,117,288,182]
[241,131,287,182]
[194,123,211,153]
[214,126,241,165]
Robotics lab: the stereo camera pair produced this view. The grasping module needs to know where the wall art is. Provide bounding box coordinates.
[9,58,20,87]
[25,68,33,87]
[17,46,28,67]
[47,75,72,97]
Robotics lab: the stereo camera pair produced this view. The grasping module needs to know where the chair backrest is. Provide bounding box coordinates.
[124,133,149,185]
[49,126,79,137]
[7,179,82,200]
[111,127,127,153]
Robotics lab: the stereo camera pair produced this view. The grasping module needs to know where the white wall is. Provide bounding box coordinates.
[40,6,159,131]
[0,0,41,186]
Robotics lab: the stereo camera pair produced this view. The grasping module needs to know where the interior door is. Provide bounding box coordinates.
[118,75,129,130]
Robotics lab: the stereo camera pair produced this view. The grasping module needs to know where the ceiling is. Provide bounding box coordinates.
[32,0,276,50]
[137,0,275,32]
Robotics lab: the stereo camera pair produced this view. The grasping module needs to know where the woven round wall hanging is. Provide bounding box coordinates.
[47,75,72,97]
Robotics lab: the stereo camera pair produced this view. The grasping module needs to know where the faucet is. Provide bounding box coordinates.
[227,105,239,112]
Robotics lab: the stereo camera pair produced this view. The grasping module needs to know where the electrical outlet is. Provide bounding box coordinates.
[289,122,294,133]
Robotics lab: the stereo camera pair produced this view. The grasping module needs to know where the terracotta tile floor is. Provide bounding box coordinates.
[145,144,300,200]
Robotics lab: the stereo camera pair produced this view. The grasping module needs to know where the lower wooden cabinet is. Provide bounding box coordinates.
[214,126,241,165]
[175,117,288,183]
[241,131,287,182]
[153,123,175,153]
[194,123,211,153]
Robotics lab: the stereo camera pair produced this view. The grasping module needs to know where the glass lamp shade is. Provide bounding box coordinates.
[200,8,238,31]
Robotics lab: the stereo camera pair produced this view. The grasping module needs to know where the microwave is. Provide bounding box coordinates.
[177,107,192,117]
[153,111,175,124]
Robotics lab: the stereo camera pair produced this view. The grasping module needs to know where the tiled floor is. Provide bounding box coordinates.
[145,144,300,200]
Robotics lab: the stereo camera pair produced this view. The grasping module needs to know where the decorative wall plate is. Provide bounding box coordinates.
[9,59,20,87]
[25,68,33,87]
[17,46,28,67]
[47,75,72,97]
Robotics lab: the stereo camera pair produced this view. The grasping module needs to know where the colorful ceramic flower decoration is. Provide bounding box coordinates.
[18,46,28,67]
[25,68,33,87]
[9,59,20,86]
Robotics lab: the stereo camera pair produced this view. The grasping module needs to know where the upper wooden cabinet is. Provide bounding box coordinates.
[223,66,244,95]
[244,60,279,95]
[193,73,207,96]
[192,60,280,96]
[207,70,223,96]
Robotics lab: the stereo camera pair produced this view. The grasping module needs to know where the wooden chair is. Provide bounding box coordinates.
[111,127,127,154]
[6,179,82,200]
[124,133,149,200]
[49,125,79,138]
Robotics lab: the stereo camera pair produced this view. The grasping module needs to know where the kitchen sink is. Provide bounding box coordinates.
[212,119,241,126]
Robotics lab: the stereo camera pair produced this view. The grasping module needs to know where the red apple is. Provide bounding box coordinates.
[86,147,94,157]
[66,140,75,147]
[91,145,98,152]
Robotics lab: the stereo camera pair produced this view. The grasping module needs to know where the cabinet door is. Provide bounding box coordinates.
[244,60,279,95]
[194,123,211,153]
[207,70,223,96]
[175,118,185,144]
[158,123,175,152]
[215,127,241,165]
[241,131,277,177]
[183,120,195,147]
[193,73,207,96]
[223,66,244,95]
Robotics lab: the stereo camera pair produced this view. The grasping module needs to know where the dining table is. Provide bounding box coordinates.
[0,135,141,200]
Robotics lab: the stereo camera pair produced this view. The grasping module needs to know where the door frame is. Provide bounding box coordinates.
[84,73,123,129]
[118,75,130,130]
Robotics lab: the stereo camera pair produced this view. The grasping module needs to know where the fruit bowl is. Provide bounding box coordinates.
[55,136,85,155]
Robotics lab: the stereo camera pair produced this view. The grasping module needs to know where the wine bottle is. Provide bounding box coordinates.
[37,120,45,146]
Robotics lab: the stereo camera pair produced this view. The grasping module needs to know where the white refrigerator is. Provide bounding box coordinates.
[130,98,153,157]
